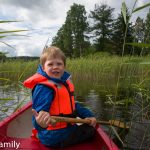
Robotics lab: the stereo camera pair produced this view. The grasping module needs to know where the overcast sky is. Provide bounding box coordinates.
[0,0,149,57]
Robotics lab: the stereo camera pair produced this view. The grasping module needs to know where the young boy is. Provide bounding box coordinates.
[23,46,96,148]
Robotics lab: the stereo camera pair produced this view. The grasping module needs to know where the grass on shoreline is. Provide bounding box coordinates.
[0,53,150,103]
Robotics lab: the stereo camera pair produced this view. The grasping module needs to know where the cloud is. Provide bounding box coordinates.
[0,0,149,56]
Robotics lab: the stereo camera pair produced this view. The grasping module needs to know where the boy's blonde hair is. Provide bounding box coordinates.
[40,46,66,66]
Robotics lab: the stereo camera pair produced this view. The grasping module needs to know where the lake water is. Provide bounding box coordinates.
[0,84,31,120]
[0,85,150,149]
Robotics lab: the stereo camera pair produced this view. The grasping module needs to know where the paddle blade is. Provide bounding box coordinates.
[97,120,129,129]
[110,120,129,129]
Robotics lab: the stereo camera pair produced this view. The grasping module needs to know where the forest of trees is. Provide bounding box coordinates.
[52,3,150,57]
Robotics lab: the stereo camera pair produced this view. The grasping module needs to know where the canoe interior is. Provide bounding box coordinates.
[7,107,32,138]
[0,102,119,150]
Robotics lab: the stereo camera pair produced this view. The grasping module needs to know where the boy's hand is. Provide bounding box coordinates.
[85,117,97,127]
[32,109,56,128]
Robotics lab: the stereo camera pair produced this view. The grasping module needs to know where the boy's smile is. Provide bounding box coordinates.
[42,58,65,79]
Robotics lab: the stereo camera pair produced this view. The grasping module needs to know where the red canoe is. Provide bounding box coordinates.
[0,102,119,150]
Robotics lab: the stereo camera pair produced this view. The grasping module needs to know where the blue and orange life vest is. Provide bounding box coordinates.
[23,73,76,130]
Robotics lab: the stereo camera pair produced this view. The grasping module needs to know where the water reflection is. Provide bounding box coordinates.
[77,89,150,150]
[86,89,103,118]
[123,92,150,149]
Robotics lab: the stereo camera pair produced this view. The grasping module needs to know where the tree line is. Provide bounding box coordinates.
[0,52,39,62]
[51,3,150,57]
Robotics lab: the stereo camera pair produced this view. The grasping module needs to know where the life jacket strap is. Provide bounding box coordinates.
[31,128,39,142]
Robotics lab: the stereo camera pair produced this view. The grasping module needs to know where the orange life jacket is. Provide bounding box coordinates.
[24,73,76,130]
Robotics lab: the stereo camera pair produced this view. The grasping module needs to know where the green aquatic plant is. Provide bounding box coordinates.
[0,20,28,49]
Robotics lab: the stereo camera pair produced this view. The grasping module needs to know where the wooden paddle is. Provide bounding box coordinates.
[50,116,129,129]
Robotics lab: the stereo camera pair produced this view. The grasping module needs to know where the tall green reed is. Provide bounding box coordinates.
[119,1,150,148]
[0,54,149,100]
[0,60,38,84]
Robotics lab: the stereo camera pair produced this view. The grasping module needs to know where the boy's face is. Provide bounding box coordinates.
[42,58,65,79]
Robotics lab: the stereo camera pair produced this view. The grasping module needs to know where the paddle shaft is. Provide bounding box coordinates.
[51,116,91,124]
[51,116,129,129]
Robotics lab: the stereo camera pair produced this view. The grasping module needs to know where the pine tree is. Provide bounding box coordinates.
[145,9,150,44]
[52,25,65,51]
[89,4,114,51]
[133,17,145,55]
[63,13,73,57]
[134,17,145,43]
[51,3,89,57]
[67,3,88,57]
[112,11,134,55]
